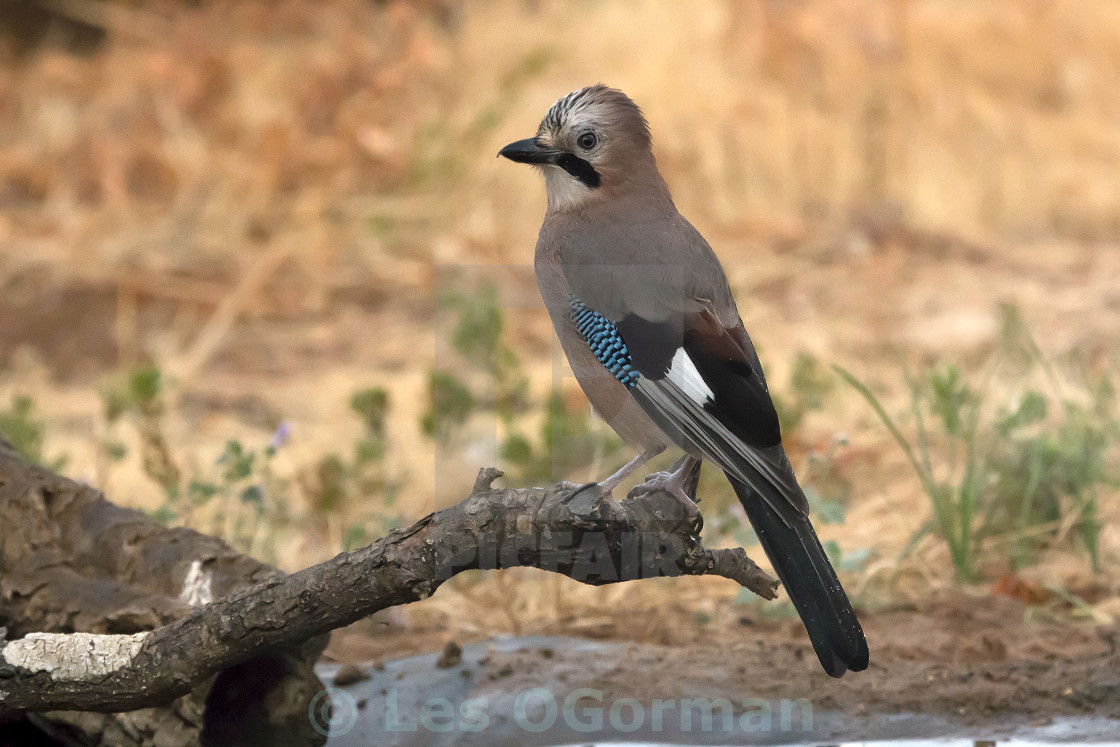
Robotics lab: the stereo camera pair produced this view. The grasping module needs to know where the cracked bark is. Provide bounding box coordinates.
[0,439,777,742]
[0,438,327,746]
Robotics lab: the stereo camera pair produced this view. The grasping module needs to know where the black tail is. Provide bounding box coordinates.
[729,476,869,677]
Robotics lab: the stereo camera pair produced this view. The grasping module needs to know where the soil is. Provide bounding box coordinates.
[321,592,1120,743]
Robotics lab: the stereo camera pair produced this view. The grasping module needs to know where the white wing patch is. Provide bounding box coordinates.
[632,375,810,522]
[667,348,714,405]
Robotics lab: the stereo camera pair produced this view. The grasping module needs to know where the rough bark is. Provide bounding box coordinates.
[0,439,778,740]
[0,437,328,746]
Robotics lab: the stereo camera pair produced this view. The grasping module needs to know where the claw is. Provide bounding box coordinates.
[563,480,626,517]
[568,481,601,499]
[630,456,704,528]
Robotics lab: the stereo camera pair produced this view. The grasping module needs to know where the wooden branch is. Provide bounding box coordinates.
[1,466,776,717]
[0,437,327,743]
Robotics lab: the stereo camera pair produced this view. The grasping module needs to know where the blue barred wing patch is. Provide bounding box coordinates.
[569,296,640,388]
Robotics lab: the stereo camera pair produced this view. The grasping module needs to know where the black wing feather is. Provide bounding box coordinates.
[587,306,868,676]
[683,324,782,450]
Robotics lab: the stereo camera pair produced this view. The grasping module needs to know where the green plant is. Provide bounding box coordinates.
[421,283,629,487]
[95,366,404,562]
[838,311,1118,579]
[420,286,529,440]
[823,540,873,573]
[160,432,296,561]
[501,389,624,487]
[801,434,854,525]
[303,386,402,539]
[772,351,835,436]
[99,367,180,494]
[839,361,988,579]
[420,371,475,441]
[0,395,66,471]
[986,377,1115,571]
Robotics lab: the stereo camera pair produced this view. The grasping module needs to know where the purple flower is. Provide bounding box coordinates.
[269,421,291,450]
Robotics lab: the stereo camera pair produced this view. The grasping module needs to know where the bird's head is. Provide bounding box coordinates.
[499,85,659,212]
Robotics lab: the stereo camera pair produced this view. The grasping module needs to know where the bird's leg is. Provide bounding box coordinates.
[630,455,703,525]
[561,449,661,507]
[597,449,661,494]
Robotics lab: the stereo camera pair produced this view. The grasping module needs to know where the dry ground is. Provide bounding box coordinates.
[324,593,1120,736]
[1,0,1119,723]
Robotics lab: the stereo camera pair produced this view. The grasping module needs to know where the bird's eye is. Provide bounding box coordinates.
[577,132,598,150]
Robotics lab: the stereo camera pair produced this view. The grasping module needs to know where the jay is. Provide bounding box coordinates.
[499,85,868,677]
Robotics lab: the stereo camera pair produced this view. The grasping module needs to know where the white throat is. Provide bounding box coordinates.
[543,166,595,211]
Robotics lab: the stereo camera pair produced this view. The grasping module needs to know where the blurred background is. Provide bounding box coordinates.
[0,0,1117,658]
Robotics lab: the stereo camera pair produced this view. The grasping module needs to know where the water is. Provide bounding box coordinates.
[556,743,1108,747]
[562,742,1111,747]
[316,636,1119,746]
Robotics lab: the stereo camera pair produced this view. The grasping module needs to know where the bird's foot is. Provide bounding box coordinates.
[561,480,625,515]
[630,457,703,528]
[556,480,590,494]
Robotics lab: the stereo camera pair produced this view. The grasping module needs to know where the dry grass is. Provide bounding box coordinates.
[1,0,1118,642]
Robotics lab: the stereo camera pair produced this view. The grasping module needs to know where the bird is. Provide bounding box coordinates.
[498,85,869,678]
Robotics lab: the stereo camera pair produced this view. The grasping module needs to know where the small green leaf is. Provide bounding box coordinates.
[239,485,263,506]
[342,524,367,551]
[997,390,1048,435]
[0,395,46,465]
[420,371,475,440]
[500,433,533,464]
[128,367,163,406]
[100,386,130,423]
[839,547,872,572]
[147,505,177,524]
[188,479,219,505]
[350,388,390,436]
[815,498,847,525]
[218,440,254,482]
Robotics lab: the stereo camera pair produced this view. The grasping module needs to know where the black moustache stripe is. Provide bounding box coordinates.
[554,153,601,189]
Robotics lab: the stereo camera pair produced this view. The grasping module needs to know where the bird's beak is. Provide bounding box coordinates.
[498,138,557,165]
